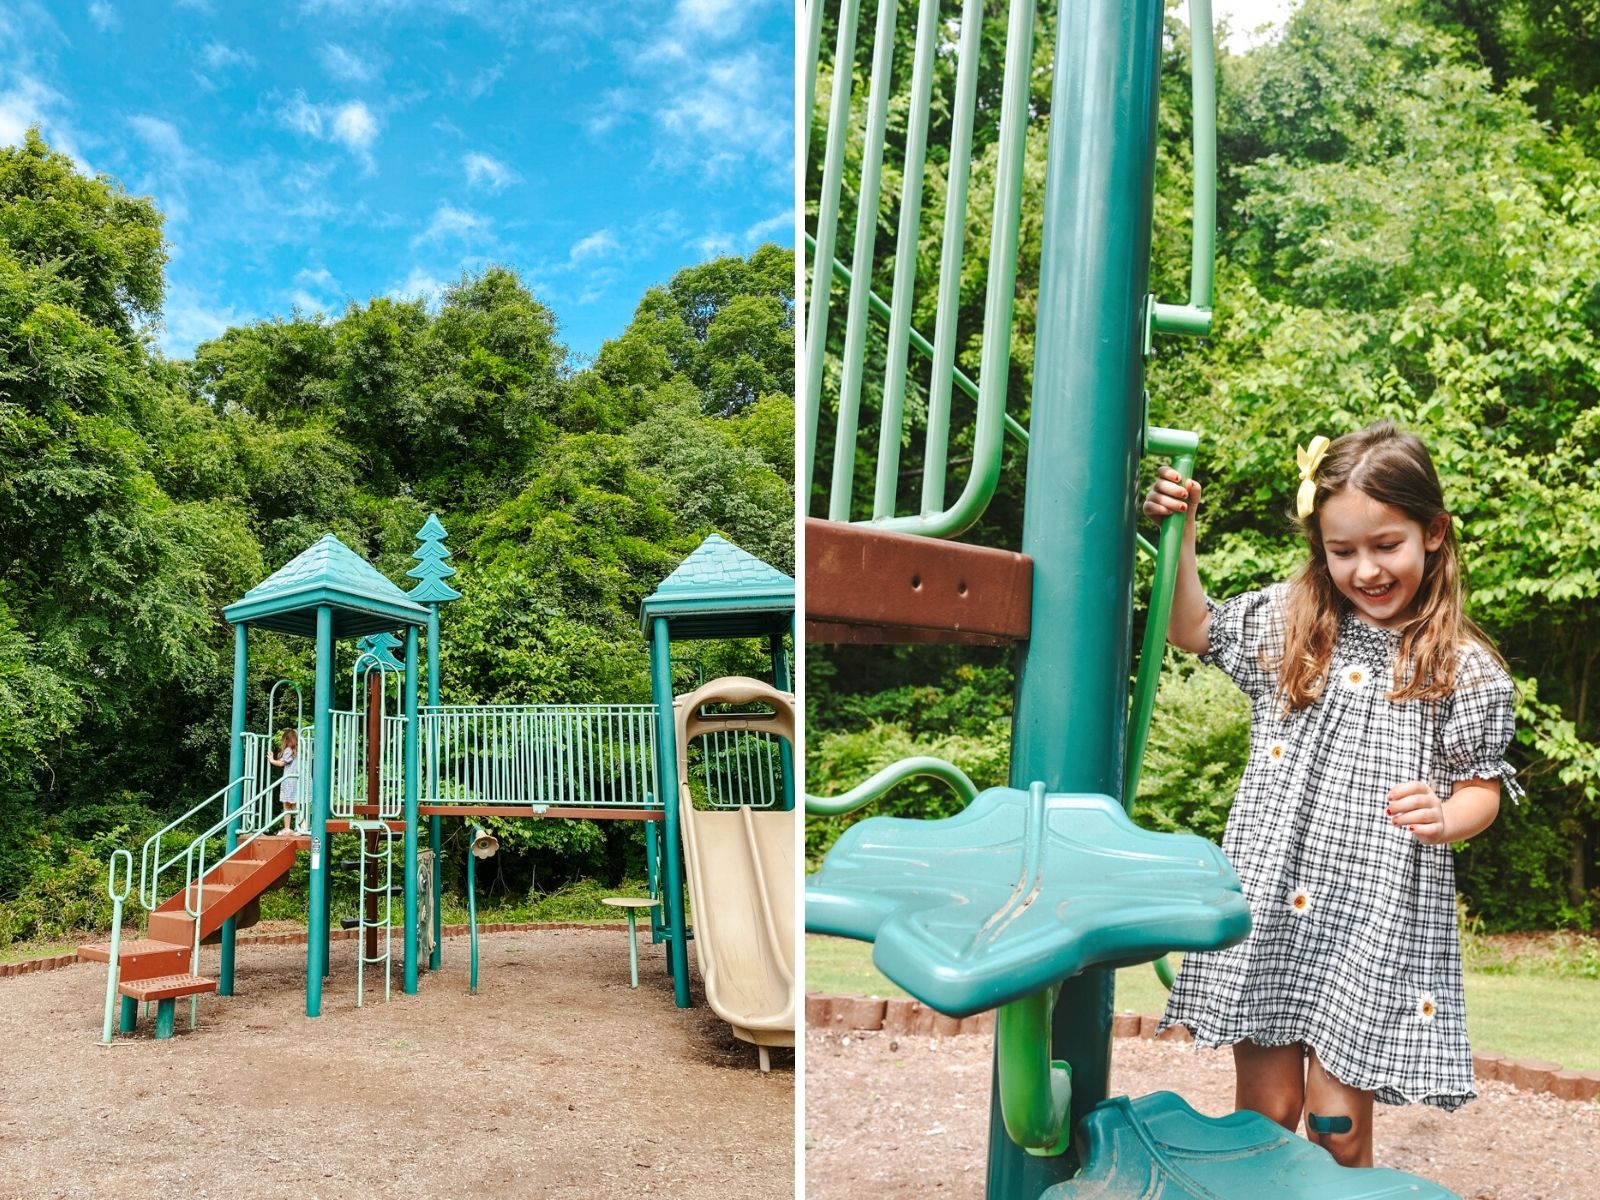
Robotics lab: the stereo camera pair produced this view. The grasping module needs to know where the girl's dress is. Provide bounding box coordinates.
[1158,583,1521,1111]
[279,746,298,809]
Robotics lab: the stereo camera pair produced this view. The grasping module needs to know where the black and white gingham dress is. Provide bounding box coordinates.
[1158,583,1522,1111]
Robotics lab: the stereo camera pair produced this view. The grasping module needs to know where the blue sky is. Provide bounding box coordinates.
[0,0,795,363]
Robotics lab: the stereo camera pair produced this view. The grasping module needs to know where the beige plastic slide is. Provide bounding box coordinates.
[674,677,795,1071]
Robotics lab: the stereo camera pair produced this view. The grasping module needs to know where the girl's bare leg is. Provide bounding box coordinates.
[1303,1048,1376,1167]
[1233,1039,1306,1131]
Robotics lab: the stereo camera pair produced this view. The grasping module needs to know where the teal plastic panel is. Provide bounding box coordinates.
[1043,1092,1461,1199]
[805,786,1249,1017]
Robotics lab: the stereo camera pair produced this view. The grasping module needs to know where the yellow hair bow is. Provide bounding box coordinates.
[1295,436,1331,519]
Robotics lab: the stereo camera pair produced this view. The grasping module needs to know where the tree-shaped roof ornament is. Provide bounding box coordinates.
[356,631,405,670]
[407,513,462,604]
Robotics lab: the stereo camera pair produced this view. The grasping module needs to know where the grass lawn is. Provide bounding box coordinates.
[806,935,1600,1071]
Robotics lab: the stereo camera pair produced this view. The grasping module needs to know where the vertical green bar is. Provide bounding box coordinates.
[650,617,689,1006]
[770,632,794,811]
[307,606,333,1018]
[986,0,1165,1193]
[220,623,247,996]
[403,626,420,995]
[427,607,442,971]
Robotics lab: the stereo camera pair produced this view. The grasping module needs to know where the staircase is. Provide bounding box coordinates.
[79,833,302,1038]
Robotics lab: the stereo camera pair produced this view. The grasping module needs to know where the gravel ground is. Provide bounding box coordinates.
[0,928,793,1200]
[804,1029,1600,1200]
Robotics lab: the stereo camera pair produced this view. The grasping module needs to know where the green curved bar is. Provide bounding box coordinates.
[804,755,979,817]
[998,985,1073,1156]
[1124,429,1199,806]
[1154,953,1177,990]
[1149,0,1216,337]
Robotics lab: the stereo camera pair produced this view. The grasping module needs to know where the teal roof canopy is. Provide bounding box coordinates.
[640,534,794,641]
[224,534,430,639]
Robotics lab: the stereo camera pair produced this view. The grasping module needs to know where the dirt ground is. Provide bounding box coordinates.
[804,1029,1600,1200]
[0,928,793,1200]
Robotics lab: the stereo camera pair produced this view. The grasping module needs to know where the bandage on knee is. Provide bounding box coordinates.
[1307,1112,1352,1135]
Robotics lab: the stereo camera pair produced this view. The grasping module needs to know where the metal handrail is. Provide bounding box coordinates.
[805,755,979,817]
[138,777,247,911]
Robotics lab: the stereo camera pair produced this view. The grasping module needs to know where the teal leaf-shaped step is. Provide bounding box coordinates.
[805,784,1250,1017]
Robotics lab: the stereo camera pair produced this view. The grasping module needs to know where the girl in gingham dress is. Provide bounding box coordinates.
[1142,421,1520,1169]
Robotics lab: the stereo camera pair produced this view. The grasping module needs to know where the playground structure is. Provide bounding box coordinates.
[804,1,1460,1197]
[81,525,795,1067]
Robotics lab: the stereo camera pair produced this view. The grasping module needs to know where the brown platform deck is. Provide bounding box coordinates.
[805,518,1032,645]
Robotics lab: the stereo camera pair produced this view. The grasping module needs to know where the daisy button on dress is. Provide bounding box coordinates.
[1158,583,1521,1111]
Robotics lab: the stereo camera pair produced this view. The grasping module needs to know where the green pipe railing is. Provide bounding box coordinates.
[1125,427,1200,803]
[806,0,1034,538]
[805,755,979,816]
[997,985,1073,1156]
[1149,0,1216,339]
[99,849,133,1044]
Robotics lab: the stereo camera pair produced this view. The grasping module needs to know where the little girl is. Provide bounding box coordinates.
[1143,421,1519,1169]
[268,728,299,831]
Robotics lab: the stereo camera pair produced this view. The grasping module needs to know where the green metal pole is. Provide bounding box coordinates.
[769,632,795,811]
[403,626,420,995]
[427,606,442,971]
[985,0,1166,1193]
[307,606,334,1018]
[650,617,690,1006]
[467,835,479,995]
[645,816,664,943]
[219,623,247,996]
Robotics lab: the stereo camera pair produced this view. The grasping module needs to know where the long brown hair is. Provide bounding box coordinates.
[1277,421,1499,708]
[280,728,299,752]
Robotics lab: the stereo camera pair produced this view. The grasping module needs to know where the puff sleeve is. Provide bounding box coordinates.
[1435,649,1523,802]
[1198,583,1286,702]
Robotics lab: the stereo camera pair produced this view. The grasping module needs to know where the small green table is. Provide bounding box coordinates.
[602,897,661,988]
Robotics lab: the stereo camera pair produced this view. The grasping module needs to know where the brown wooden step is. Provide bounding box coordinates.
[153,883,234,915]
[805,518,1033,645]
[146,911,197,946]
[77,938,191,982]
[117,973,217,1002]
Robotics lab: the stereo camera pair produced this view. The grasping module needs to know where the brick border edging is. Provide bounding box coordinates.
[0,921,634,980]
[804,993,1600,1104]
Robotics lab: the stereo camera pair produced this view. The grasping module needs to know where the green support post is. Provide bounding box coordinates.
[219,624,247,995]
[769,630,795,811]
[307,605,334,1017]
[985,0,1166,1193]
[644,816,664,942]
[650,617,690,1006]
[427,606,442,970]
[403,626,421,995]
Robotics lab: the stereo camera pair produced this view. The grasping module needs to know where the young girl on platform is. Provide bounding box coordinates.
[269,728,299,832]
[1143,421,1519,1168]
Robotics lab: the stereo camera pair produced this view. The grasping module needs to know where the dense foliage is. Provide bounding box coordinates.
[0,129,794,940]
[807,0,1600,930]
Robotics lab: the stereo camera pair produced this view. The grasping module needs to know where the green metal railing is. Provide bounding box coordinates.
[687,727,788,810]
[421,704,660,810]
[351,820,396,1007]
[806,0,1035,536]
[805,0,1218,539]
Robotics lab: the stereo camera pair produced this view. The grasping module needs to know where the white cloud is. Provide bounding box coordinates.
[0,74,83,164]
[693,231,737,258]
[676,0,744,37]
[88,3,120,33]
[413,204,489,247]
[390,266,447,306]
[200,43,253,72]
[128,116,190,165]
[463,151,516,191]
[744,209,792,241]
[295,266,335,289]
[278,93,380,168]
[330,102,378,153]
[159,286,245,359]
[569,229,618,262]
[280,92,323,138]
[320,44,379,84]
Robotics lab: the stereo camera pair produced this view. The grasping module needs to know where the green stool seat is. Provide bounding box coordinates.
[805,784,1249,1017]
[1042,1092,1461,1199]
